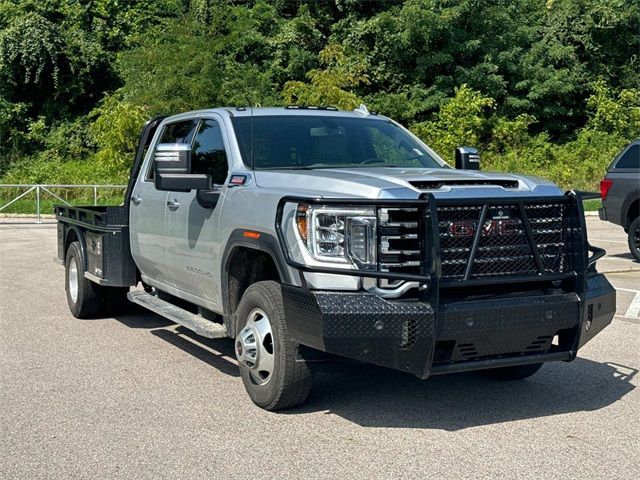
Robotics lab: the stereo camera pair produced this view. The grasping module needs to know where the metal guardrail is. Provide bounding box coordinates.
[0,184,126,223]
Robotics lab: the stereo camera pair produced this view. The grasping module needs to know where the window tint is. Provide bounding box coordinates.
[191,120,228,184]
[367,126,426,167]
[232,116,442,169]
[159,120,197,144]
[616,144,640,169]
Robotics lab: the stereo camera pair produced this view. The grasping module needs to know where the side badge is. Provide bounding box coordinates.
[229,175,248,186]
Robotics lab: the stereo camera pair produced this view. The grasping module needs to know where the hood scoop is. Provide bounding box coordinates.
[409,179,519,190]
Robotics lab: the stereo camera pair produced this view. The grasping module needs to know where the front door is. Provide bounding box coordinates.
[165,117,230,308]
[129,119,197,288]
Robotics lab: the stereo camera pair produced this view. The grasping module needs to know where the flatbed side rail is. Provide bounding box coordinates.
[55,205,129,232]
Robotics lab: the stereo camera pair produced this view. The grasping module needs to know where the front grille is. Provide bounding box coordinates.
[437,201,573,281]
[376,199,577,283]
[378,207,421,275]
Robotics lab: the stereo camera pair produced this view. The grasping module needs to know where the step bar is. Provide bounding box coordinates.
[127,291,228,339]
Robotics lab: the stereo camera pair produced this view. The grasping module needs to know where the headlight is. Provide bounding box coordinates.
[295,204,377,270]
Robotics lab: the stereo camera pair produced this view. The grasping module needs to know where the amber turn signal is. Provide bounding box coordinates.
[296,204,309,242]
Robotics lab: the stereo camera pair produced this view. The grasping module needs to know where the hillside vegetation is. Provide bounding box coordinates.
[1,0,638,191]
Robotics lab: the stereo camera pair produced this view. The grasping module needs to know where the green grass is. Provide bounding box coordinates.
[583,199,602,212]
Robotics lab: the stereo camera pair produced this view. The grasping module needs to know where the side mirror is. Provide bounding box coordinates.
[154,143,212,192]
[455,147,480,170]
[154,143,191,174]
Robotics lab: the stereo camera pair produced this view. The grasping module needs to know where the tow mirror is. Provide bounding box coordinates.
[154,143,212,192]
[455,147,480,170]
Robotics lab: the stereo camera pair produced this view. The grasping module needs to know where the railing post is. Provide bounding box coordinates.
[36,185,41,224]
[93,185,97,206]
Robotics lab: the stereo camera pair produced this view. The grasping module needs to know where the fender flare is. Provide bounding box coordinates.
[220,229,294,329]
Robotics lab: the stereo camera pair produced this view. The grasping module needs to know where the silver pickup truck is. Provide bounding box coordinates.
[55,106,616,410]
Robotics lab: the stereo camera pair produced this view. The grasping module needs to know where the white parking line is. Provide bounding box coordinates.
[616,287,640,293]
[590,238,628,244]
[625,292,640,318]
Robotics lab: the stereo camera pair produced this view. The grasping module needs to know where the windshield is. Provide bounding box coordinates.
[232,115,444,170]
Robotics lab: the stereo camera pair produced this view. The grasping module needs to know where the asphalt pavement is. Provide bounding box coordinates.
[1,217,638,479]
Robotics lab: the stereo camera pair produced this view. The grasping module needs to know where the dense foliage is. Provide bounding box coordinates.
[1,0,638,190]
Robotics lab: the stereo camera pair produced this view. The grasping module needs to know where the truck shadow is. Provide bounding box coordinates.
[114,311,240,378]
[114,311,636,431]
[292,358,637,430]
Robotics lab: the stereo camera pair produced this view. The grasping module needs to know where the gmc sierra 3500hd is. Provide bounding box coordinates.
[55,105,616,410]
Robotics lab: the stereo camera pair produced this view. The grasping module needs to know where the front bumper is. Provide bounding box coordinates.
[283,273,615,378]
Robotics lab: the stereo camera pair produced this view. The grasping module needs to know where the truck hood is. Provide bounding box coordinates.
[253,167,562,199]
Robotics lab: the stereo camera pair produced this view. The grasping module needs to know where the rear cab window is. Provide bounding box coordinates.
[614,143,640,170]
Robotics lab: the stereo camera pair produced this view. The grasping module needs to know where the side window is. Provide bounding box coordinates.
[146,120,197,180]
[191,120,229,185]
[160,120,198,144]
[615,144,640,169]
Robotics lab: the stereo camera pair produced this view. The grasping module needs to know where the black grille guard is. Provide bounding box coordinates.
[274,191,604,288]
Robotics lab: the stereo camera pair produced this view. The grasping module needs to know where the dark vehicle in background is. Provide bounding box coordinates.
[599,140,640,261]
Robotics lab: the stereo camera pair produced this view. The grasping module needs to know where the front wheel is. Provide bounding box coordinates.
[234,281,312,410]
[628,216,640,262]
[480,362,543,380]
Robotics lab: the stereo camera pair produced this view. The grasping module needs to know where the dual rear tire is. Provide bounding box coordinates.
[65,241,129,319]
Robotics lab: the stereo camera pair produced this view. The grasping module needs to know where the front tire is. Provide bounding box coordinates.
[628,216,640,262]
[480,362,543,380]
[234,281,312,410]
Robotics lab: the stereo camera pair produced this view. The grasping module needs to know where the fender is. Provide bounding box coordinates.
[63,224,88,269]
[621,189,640,229]
[220,229,296,333]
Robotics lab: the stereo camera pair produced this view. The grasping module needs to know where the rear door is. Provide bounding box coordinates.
[164,116,230,308]
[129,119,197,287]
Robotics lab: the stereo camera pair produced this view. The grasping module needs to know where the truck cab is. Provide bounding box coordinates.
[56,106,616,410]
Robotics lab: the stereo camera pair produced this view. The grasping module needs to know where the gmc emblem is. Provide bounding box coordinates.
[448,218,520,238]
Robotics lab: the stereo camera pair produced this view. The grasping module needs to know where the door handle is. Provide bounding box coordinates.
[167,199,180,211]
[131,195,142,205]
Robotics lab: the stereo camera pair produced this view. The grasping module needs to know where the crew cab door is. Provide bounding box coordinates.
[164,116,230,308]
[129,119,197,287]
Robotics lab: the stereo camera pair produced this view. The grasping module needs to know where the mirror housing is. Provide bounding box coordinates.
[154,143,192,174]
[455,147,480,170]
[154,143,212,192]
[156,173,212,192]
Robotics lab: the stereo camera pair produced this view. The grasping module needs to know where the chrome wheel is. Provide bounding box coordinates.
[235,308,275,385]
[68,257,79,303]
[634,225,640,251]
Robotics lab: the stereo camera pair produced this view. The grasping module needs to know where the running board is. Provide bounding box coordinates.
[127,291,228,338]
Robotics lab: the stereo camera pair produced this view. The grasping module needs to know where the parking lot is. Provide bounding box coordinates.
[1,216,638,479]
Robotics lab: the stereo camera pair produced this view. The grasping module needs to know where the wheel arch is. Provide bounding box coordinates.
[221,230,293,337]
[63,225,87,267]
[623,191,640,229]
